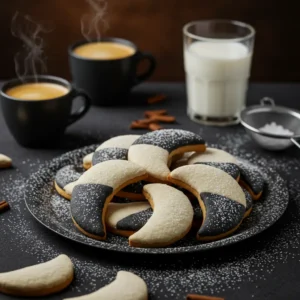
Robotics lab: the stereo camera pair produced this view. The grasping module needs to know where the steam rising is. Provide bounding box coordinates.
[11,12,53,82]
[81,0,109,41]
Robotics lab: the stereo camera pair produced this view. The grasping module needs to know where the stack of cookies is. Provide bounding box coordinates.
[54,129,264,248]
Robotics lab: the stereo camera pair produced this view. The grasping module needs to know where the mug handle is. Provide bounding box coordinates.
[133,51,156,86]
[67,89,91,126]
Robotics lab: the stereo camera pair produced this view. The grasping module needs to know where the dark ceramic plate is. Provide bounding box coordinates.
[25,144,289,254]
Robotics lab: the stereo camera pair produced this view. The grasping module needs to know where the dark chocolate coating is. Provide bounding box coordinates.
[116,208,153,231]
[198,192,245,237]
[55,165,84,188]
[122,180,145,194]
[194,162,240,180]
[242,187,253,213]
[92,147,128,166]
[239,163,264,195]
[191,200,203,221]
[71,183,113,237]
[132,129,205,153]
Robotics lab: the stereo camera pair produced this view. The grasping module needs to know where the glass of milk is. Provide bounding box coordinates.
[183,20,255,126]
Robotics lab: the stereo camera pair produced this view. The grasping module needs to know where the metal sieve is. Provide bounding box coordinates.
[240,97,300,151]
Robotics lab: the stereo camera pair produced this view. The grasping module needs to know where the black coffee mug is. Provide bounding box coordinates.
[69,37,156,106]
[0,75,91,148]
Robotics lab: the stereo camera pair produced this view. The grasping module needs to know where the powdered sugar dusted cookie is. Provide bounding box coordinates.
[64,271,148,300]
[129,183,193,248]
[188,148,240,180]
[54,165,85,200]
[83,135,140,169]
[0,254,73,297]
[0,154,12,169]
[128,129,206,182]
[171,152,194,170]
[242,187,253,218]
[70,160,148,240]
[238,162,264,200]
[106,202,152,237]
[168,164,246,241]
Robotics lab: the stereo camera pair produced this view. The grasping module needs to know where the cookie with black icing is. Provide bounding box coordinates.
[70,160,148,240]
[128,129,206,182]
[54,165,85,200]
[106,202,152,237]
[188,148,240,180]
[242,187,253,218]
[83,135,140,169]
[129,183,194,248]
[168,164,246,241]
[238,162,264,200]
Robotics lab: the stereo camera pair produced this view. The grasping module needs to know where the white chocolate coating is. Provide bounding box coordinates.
[83,153,93,165]
[188,148,237,165]
[0,154,12,168]
[128,144,169,181]
[129,184,193,247]
[65,160,147,194]
[64,271,148,300]
[170,164,246,206]
[106,202,151,228]
[0,254,74,297]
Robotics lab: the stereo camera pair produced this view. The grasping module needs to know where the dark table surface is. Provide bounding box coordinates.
[1,82,300,300]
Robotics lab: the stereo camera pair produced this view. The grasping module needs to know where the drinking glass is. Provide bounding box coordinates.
[183,20,255,126]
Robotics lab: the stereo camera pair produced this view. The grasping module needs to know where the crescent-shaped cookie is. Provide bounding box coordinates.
[188,148,240,180]
[168,164,246,241]
[83,135,140,169]
[106,202,152,237]
[0,254,73,297]
[128,129,206,182]
[0,154,12,169]
[55,165,85,200]
[64,271,148,300]
[129,183,194,248]
[70,160,148,240]
[243,187,253,218]
[238,162,264,200]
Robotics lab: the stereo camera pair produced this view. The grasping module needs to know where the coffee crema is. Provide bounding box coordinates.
[6,83,69,101]
[73,42,135,60]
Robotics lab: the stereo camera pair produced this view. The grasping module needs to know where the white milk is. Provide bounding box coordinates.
[184,41,252,118]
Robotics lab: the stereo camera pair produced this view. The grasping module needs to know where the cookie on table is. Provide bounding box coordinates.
[82,135,140,169]
[54,165,85,200]
[129,183,194,248]
[70,160,148,240]
[64,271,148,300]
[0,254,73,297]
[168,164,246,241]
[238,162,264,200]
[128,129,206,182]
[0,154,12,169]
[170,152,194,170]
[188,148,240,180]
[106,202,152,237]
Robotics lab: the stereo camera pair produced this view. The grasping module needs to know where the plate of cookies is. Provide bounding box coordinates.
[25,129,289,254]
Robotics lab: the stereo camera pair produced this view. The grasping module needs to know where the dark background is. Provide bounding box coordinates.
[0,0,299,82]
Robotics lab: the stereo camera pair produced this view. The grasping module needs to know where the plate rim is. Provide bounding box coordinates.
[24,144,289,255]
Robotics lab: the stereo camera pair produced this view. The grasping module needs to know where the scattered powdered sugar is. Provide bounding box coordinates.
[1,131,300,298]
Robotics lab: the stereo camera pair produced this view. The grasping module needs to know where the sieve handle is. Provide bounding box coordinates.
[260,97,275,106]
[291,138,300,150]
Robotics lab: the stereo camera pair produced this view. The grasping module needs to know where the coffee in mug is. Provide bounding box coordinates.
[73,42,136,60]
[5,82,69,101]
[0,75,91,148]
[69,37,156,106]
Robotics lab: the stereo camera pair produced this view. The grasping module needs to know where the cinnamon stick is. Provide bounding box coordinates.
[187,294,224,300]
[147,94,167,104]
[144,109,167,117]
[149,123,163,131]
[0,201,10,213]
[130,121,149,129]
[151,115,176,123]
